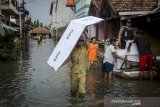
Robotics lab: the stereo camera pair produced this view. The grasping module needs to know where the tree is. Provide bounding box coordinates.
[36,20,39,27]
[33,20,37,27]
[40,22,43,27]
[28,19,43,29]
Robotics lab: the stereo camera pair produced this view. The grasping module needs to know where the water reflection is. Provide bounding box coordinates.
[0,50,30,107]
[86,73,99,94]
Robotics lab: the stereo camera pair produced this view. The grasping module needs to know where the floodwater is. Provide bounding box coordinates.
[0,39,160,107]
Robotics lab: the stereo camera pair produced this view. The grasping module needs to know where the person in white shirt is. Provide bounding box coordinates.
[102,37,125,79]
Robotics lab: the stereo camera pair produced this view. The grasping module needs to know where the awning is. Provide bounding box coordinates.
[2,24,19,32]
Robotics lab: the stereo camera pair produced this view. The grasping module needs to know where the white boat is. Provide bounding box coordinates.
[113,70,157,79]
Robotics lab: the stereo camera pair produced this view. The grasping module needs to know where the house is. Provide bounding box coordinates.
[30,27,51,39]
[0,0,19,53]
[49,0,75,40]
[0,0,30,39]
[89,0,158,40]
[89,0,160,55]
[0,0,19,15]
[51,0,94,38]
[75,0,100,39]
[0,0,19,29]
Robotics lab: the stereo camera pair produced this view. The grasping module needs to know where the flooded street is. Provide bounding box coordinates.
[0,39,160,107]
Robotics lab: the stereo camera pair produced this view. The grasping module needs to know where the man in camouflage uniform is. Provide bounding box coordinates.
[70,32,89,98]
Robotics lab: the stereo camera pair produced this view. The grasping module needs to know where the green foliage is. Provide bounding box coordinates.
[0,28,6,37]
[36,20,39,27]
[3,32,16,52]
[33,20,37,26]
[40,22,43,27]
[14,38,23,48]
[28,18,50,31]
[0,31,22,60]
[29,19,45,29]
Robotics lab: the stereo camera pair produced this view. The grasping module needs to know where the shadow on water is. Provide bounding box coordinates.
[0,39,160,107]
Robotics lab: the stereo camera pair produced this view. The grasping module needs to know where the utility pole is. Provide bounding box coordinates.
[22,0,25,39]
[0,0,1,15]
[0,0,2,26]
[19,0,22,39]
[0,0,2,27]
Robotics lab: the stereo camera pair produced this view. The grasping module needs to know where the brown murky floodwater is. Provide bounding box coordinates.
[0,39,160,107]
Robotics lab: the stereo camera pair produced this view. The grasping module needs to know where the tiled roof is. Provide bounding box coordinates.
[111,0,158,12]
[31,27,50,34]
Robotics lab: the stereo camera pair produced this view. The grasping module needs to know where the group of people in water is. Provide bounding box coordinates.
[65,19,154,98]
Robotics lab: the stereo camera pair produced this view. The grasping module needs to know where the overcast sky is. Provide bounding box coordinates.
[25,0,52,26]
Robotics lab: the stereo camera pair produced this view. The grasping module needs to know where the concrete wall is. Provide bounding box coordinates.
[89,25,96,38]
[51,0,75,38]
[89,19,120,41]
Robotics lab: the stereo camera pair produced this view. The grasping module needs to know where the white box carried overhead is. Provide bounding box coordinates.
[47,16,104,71]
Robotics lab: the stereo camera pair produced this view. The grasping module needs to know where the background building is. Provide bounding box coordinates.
[0,0,19,28]
[50,0,75,40]
[89,0,160,55]
[75,0,91,18]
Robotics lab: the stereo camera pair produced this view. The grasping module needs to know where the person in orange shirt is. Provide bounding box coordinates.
[88,37,99,72]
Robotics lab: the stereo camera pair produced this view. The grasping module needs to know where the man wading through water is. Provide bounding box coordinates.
[64,31,89,98]
[128,30,153,80]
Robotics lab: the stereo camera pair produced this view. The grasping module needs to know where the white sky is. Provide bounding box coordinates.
[25,0,52,26]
